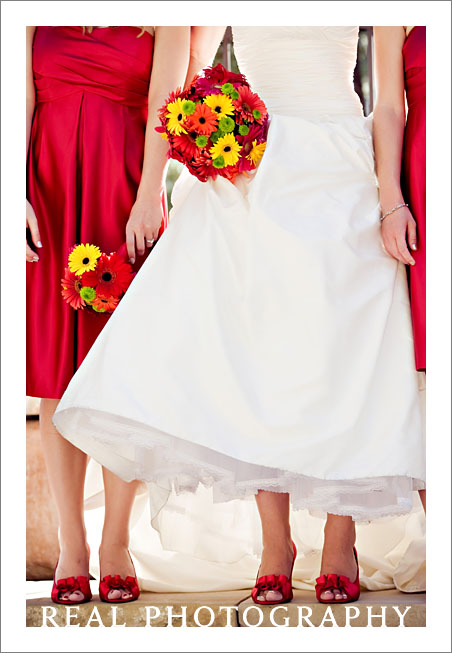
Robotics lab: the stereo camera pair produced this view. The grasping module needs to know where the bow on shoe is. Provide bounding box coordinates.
[99,573,140,602]
[255,573,292,595]
[315,572,361,603]
[316,573,349,592]
[101,574,136,592]
[55,575,91,598]
[56,576,80,594]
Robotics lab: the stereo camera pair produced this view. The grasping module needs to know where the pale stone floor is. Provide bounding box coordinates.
[27,581,425,627]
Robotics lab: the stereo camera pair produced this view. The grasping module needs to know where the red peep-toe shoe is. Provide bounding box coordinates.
[251,540,297,605]
[315,546,361,604]
[51,561,92,605]
[99,551,140,603]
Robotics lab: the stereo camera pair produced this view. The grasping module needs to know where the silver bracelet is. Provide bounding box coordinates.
[380,203,409,222]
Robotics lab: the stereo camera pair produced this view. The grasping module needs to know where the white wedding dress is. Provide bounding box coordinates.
[53,27,425,591]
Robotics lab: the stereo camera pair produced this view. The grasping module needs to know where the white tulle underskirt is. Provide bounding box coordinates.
[57,407,425,525]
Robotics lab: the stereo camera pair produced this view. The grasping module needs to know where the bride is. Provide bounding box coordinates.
[54,26,425,604]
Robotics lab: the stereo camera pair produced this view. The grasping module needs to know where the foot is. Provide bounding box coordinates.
[256,538,294,602]
[55,541,90,602]
[99,543,136,601]
[319,518,357,602]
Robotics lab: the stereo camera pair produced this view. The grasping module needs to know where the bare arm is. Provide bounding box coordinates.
[373,26,416,265]
[126,26,190,262]
[26,26,42,262]
[184,26,226,88]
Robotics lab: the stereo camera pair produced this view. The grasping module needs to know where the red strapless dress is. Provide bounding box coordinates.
[402,26,426,371]
[27,27,167,398]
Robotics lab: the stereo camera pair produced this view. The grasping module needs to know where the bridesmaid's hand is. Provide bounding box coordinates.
[26,199,42,262]
[381,206,417,266]
[125,193,163,264]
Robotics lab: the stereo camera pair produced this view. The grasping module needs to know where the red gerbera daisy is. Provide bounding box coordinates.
[91,295,119,313]
[61,268,86,310]
[203,63,248,87]
[172,130,201,159]
[82,252,133,298]
[234,86,268,124]
[187,103,218,135]
[191,152,218,182]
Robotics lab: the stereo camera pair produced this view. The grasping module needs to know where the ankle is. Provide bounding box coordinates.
[262,533,293,553]
[58,531,89,553]
[323,527,356,551]
[99,538,130,553]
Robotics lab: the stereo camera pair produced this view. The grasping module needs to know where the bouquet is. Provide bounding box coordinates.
[61,243,134,314]
[156,63,268,183]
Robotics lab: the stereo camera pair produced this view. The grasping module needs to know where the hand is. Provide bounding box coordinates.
[381,205,417,265]
[125,193,164,264]
[26,199,42,262]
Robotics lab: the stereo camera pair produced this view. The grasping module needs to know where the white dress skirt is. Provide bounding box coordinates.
[53,27,425,589]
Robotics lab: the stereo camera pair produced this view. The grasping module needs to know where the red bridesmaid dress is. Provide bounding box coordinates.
[402,26,426,371]
[27,27,167,398]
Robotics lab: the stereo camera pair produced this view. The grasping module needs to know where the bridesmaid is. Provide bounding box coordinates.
[26,25,190,603]
[373,26,426,509]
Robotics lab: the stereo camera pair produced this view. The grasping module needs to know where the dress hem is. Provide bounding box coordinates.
[53,405,425,525]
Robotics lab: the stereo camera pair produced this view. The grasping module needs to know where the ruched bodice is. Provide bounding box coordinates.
[232,26,363,118]
[32,27,153,107]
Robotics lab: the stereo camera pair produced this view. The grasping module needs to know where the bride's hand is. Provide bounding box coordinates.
[381,206,417,266]
[125,192,164,264]
[26,199,42,262]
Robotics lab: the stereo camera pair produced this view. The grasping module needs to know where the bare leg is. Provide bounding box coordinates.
[40,398,90,601]
[99,467,140,600]
[254,490,294,602]
[319,513,357,601]
[419,489,426,512]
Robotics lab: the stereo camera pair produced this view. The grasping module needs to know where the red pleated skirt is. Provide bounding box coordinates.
[26,27,167,398]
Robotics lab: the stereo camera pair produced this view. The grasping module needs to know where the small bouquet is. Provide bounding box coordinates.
[156,63,268,183]
[61,243,134,314]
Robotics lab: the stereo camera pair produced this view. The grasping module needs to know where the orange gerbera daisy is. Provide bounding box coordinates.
[187,103,218,135]
[91,295,119,313]
[61,268,86,310]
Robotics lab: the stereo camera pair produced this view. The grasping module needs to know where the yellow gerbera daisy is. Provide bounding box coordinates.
[68,243,101,276]
[209,133,242,167]
[165,98,187,135]
[204,93,235,120]
[246,140,266,165]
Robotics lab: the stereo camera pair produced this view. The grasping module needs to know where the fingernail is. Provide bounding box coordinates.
[410,261,415,266]
[411,244,417,250]
[33,257,39,262]
[37,241,42,248]
[129,258,135,264]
